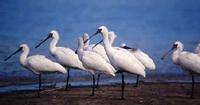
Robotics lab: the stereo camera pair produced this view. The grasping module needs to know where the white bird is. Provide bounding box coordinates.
[120,43,155,70]
[82,33,110,63]
[87,26,146,99]
[35,30,87,89]
[161,41,200,98]
[120,43,156,87]
[93,31,154,88]
[194,43,200,56]
[82,33,110,88]
[4,44,67,97]
[77,36,116,96]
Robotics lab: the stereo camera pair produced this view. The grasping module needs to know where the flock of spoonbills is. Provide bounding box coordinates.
[4,26,200,99]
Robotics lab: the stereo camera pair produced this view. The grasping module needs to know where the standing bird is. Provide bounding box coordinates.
[94,31,154,88]
[108,31,155,87]
[86,26,145,99]
[77,36,116,96]
[4,44,67,97]
[120,43,156,87]
[82,33,110,88]
[35,30,87,89]
[194,43,200,56]
[161,41,200,98]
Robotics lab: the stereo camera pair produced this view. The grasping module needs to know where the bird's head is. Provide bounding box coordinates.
[83,26,108,44]
[173,41,183,50]
[82,33,89,42]
[4,44,28,61]
[20,44,29,52]
[35,30,59,48]
[161,41,183,60]
[50,30,59,39]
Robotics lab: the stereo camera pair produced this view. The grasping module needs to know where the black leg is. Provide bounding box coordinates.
[65,69,70,90]
[38,74,41,97]
[191,74,195,98]
[91,74,96,96]
[121,72,125,100]
[96,74,101,88]
[135,75,139,87]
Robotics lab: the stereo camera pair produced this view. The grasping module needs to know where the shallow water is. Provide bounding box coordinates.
[0,0,200,92]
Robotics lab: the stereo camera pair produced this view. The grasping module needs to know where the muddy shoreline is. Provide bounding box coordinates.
[0,83,200,105]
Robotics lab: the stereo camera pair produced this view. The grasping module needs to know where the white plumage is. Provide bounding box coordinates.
[95,27,146,77]
[77,37,116,76]
[17,44,66,74]
[5,44,67,97]
[77,36,116,96]
[26,55,67,74]
[47,31,86,70]
[82,33,110,63]
[35,30,87,89]
[120,43,156,70]
[108,31,155,70]
[162,41,200,98]
[169,42,200,74]
[178,52,200,73]
[90,26,146,99]
[194,43,200,56]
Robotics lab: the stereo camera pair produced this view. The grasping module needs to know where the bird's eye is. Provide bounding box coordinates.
[19,47,23,51]
[98,29,102,33]
[173,44,178,48]
[49,33,53,38]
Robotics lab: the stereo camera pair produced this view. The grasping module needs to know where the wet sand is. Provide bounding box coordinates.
[0,83,200,105]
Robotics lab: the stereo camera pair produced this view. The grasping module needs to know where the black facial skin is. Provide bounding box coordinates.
[173,44,178,49]
[161,44,178,60]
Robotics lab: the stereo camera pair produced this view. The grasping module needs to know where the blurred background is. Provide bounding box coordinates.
[0,0,200,92]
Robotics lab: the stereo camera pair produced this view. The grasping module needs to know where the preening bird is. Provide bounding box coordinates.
[120,43,156,87]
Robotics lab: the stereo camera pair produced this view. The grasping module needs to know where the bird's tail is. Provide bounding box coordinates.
[106,64,116,76]
[55,63,67,74]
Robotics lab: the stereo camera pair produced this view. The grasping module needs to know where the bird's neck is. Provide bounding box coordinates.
[102,33,113,57]
[172,48,182,64]
[77,40,84,60]
[20,48,29,67]
[50,37,58,54]
[109,36,116,45]
[195,46,200,54]
[83,40,90,50]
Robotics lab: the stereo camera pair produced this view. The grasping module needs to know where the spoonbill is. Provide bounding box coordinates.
[107,32,142,86]
[93,31,153,88]
[86,26,145,99]
[161,41,200,98]
[35,30,87,89]
[82,33,110,88]
[194,43,200,56]
[120,43,156,87]
[77,36,116,96]
[4,44,67,97]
